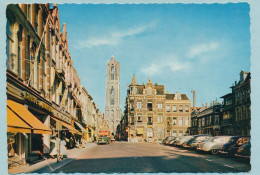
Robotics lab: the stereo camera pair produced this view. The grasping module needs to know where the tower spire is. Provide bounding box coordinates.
[131,74,138,85]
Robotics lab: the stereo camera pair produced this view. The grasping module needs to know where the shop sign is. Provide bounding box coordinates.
[23,91,53,112]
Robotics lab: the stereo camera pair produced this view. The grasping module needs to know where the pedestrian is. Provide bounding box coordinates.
[60,138,68,159]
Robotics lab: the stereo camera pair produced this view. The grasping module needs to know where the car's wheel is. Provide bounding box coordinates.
[212,149,219,155]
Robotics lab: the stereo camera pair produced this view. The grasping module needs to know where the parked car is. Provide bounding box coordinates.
[186,135,212,149]
[220,136,250,156]
[176,136,194,147]
[168,137,179,146]
[201,136,232,154]
[163,136,176,145]
[171,136,183,146]
[196,137,213,151]
[235,139,251,159]
[97,136,111,145]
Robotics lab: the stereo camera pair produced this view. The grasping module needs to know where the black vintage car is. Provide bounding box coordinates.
[235,139,251,159]
[220,136,250,156]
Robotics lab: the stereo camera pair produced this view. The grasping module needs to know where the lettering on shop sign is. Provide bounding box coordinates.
[23,91,53,112]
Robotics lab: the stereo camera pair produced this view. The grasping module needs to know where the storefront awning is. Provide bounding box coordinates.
[137,128,144,134]
[75,121,87,133]
[7,107,31,133]
[7,100,52,135]
[51,117,82,135]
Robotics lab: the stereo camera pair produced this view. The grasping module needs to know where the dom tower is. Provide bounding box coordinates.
[105,56,121,134]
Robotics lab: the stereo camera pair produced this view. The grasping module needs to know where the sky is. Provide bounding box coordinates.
[57,3,250,113]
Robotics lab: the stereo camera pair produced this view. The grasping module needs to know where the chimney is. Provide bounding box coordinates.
[206,102,208,108]
[191,90,196,108]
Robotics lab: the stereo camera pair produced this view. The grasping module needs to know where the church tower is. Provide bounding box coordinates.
[105,56,121,134]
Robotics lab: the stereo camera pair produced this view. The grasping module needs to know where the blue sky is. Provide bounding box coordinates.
[58,3,250,112]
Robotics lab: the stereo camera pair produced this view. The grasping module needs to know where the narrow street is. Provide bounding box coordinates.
[49,142,250,173]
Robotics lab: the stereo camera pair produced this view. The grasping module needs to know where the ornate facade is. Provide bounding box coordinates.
[6,3,107,167]
[125,75,191,143]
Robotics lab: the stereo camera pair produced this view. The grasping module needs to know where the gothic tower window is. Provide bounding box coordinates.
[110,86,114,105]
[111,65,114,80]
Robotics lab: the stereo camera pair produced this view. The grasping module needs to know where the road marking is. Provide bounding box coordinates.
[224,164,234,168]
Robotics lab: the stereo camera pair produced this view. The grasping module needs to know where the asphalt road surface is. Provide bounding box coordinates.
[55,142,251,173]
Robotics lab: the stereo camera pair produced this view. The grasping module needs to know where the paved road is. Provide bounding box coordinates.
[55,142,250,173]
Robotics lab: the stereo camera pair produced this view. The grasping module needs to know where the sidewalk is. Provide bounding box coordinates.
[8,143,97,174]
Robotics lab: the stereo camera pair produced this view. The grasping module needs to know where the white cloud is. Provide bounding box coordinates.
[77,22,156,49]
[187,41,219,58]
[141,57,191,76]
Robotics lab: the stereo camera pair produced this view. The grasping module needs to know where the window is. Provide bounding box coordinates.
[133,87,137,95]
[166,130,170,137]
[158,103,163,109]
[137,102,142,109]
[179,105,183,112]
[215,115,219,124]
[137,115,142,122]
[147,128,153,137]
[130,103,134,110]
[236,93,240,105]
[173,117,177,125]
[111,65,114,80]
[185,105,189,112]
[202,118,205,126]
[110,87,114,105]
[172,130,177,137]
[179,130,183,137]
[147,87,152,95]
[17,25,23,77]
[179,117,183,126]
[147,102,152,111]
[172,105,177,112]
[242,91,245,103]
[25,36,30,80]
[158,115,163,123]
[148,117,152,125]
[130,116,134,125]
[185,117,189,126]
[166,105,170,112]
[198,119,201,127]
